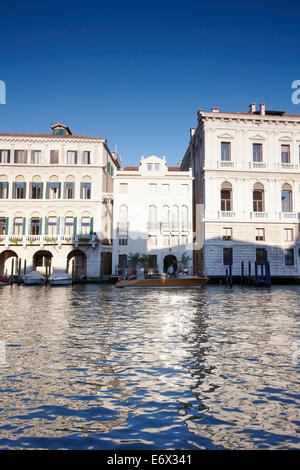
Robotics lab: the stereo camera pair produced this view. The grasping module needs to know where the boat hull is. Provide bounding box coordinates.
[48,279,72,286]
[115,277,209,288]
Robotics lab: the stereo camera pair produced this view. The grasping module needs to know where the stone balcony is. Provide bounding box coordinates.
[0,234,99,248]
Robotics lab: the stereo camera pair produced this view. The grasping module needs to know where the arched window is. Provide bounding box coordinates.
[148,205,157,229]
[181,205,189,229]
[171,205,179,229]
[162,205,169,228]
[0,175,8,199]
[221,182,232,211]
[281,184,292,212]
[253,183,264,212]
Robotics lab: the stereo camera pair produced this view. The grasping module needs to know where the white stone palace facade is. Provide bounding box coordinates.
[0,122,119,279]
[112,155,193,276]
[181,103,300,279]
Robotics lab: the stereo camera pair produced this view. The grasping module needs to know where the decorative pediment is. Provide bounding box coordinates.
[248,133,266,140]
[216,132,235,140]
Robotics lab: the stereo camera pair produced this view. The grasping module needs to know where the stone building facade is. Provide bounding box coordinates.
[0,122,119,279]
[181,103,300,279]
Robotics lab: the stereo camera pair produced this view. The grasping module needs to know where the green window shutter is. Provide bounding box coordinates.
[73,216,77,235]
[46,182,50,199]
[23,182,27,199]
[7,150,10,163]
[28,217,31,235]
[39,218,43,235]
[44,216,48,235]
[14,150,17,163]
[58,183,61,199]
[80,183,83,199]
[22,218,26,235]
[6,182,9,199]
[5,217,9,235]
[90,217,94,235]
[40,182,44,199]
[74,151,77,164]
[72,182,75,198]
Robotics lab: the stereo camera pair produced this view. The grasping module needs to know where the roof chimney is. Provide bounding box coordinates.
[190,128,195,140]
[259,103,266,116]
[211,107,219,113]
[249,103,256,113]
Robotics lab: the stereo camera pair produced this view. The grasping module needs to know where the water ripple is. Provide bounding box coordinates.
[0,283,299,449]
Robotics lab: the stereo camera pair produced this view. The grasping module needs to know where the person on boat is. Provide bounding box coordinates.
[167,264,174,277]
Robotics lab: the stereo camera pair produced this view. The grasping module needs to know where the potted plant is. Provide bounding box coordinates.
[138,254,150,277]
[128,252,140,275]
[178,252,192,273]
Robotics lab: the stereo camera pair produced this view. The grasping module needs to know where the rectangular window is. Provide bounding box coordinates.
[15,182,26,199]
[81,151,90,164]
[154,163,160,171]
[161,184,169,193]
[163,235,170,246]
[221,189,232,211]
[147,163,152,171]
[31,217,40,235]
[221,142,231,161]
[31,150,42,164]
[65,182,74,199]
[119,183,128,193]
[171,235,179,245]
[14,150,27,163]
[181,234,188,245]
[253,143,262,162]
[67,151,77,164]
[47,216,57,235]
[180,184,189,194]
[82,182,91,199]
[49,182,60,199]
[281,145,290,164]
[149,184,157,193]
[285,248,294,266]
[0,182,8,199]
[222,227,232,240]
[65,217,74,235]
[284,228,294,242]
[0,150,10,163]
[253,190,264,212]
[81,217,91,235]
[148,235,157,246]
[0,217,6,235]
[119,236,128,245]
[14,217,23,235]
[31,182,42,199]
[50,150,59,164]
[223,247,233,265]
[281,190,292,212]
[255,228,265,241]
[256,248,266,265]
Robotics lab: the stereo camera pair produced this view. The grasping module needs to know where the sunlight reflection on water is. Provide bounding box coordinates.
[0,283,299,449]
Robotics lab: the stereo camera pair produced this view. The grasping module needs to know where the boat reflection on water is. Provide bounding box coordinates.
[115,273,209,288]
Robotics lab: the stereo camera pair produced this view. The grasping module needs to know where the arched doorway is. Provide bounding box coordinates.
[0,250,18,276]
[163,254,177,274]
[67,249,87,277]
[33,250,53,275]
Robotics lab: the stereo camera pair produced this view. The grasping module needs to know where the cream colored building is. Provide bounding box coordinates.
[181,103,300,279]
[0,122,119,279]
[112,155,193,275]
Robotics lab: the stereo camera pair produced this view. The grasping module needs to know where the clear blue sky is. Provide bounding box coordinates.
[1,0,300,166]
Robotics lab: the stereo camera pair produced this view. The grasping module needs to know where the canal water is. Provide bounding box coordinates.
[0,283,299,450]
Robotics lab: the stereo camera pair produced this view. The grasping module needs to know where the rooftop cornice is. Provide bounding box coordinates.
[198,111,300,124]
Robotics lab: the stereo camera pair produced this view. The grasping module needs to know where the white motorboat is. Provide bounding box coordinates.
[48,273,72,286]
[22,271,46,285]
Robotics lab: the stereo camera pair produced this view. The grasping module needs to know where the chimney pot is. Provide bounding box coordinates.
[249,103,256,113]
[260,103,266,116]
[211,107,219,113]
